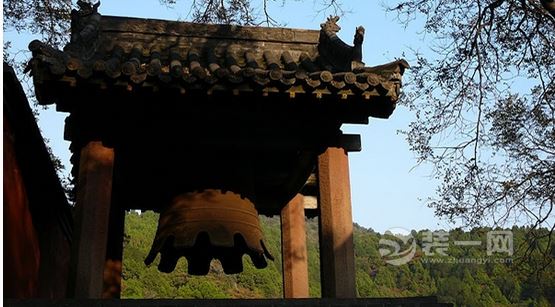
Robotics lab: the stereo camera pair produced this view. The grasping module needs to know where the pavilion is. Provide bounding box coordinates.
[20,3,448,306]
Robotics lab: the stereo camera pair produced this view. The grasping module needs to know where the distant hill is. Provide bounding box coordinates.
[122,211,554,306]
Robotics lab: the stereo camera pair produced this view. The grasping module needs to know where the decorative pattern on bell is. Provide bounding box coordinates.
[145,189,273,275]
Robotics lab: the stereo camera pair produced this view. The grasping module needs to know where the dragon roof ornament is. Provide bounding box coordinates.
[319,16,365,71]
[65,0,101,60]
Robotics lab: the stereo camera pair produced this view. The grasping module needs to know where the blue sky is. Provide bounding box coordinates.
[4,0,453,232]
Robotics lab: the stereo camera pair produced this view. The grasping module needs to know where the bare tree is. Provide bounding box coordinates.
[388,0,555,274]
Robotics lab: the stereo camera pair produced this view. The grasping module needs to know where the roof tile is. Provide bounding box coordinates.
[28,3,408,119]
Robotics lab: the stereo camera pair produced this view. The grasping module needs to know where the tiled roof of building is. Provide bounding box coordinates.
[28,3,408,119]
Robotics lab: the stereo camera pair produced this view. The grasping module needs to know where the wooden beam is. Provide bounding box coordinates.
[317,147,356,298]
[281,194,310,298]
[145,134,362,152]
[67,141,115,298]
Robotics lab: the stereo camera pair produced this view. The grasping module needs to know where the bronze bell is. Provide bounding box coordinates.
[145,189,273,275]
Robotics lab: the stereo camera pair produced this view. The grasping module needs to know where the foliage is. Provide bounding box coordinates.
[387,0,555,273]
[122,212,554,305]
[3,0,72,46]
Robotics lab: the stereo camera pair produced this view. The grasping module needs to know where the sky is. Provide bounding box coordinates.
[4,0,454,232]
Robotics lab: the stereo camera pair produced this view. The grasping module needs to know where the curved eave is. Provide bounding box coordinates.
[29,41,406,120]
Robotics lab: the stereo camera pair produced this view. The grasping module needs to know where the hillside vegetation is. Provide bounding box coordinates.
[122,211,554,306]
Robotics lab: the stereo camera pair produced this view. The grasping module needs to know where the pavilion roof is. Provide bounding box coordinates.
[27,3,408,119]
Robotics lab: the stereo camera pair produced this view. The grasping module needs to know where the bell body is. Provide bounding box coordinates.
[145,189,273,275]
[142,150,277,275]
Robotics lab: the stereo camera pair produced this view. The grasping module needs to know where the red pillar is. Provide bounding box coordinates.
[67,141,115,298]
[281,194,310,298]
[317,147,356,298]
